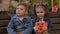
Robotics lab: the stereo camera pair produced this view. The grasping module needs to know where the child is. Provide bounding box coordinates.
[33,3,52,34]
[7,3,33,34]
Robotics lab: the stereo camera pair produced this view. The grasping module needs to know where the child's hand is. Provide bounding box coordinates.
[34,27,38,31]
[34,27,38,30]
[34,27,40,33]
[16,32,21,34]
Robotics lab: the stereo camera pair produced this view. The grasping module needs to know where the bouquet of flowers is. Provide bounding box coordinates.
[34,21,48,34]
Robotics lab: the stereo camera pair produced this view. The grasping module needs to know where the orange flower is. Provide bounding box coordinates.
[35,21,48,33]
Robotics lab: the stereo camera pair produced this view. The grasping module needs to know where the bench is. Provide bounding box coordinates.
[0,12,60,34]
[0,14,10,34]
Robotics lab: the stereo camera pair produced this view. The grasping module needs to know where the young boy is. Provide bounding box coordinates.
[7,3,33,34]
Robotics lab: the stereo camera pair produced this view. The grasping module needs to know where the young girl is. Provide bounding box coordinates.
[33,3,52,34]
[7,3,33,34]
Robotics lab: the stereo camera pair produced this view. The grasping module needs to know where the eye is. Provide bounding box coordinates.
[40,11,44,13]
[20,8,23,10]
[36,11,44,13]
[36,12,40,13]
[16,8,23,10]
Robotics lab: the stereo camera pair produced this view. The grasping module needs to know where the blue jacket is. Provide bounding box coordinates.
[32,16,52,33]
[7,15,33,34]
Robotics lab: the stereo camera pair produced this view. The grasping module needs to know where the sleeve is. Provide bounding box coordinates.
[47,19,52,33]
[7,18,16,34]
[21,18,33,34]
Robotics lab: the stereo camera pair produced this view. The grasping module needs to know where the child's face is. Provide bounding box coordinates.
[16,5,27,16]
[35,7,45,18]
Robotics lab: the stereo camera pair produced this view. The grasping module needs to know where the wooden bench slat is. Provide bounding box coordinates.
[52,24,60,30]
[47,12,60,18]
[49,18,60,24]
[51,30,60,34]
[0,20,9,26]
[0,14,11,20]
[0,27,7,34]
